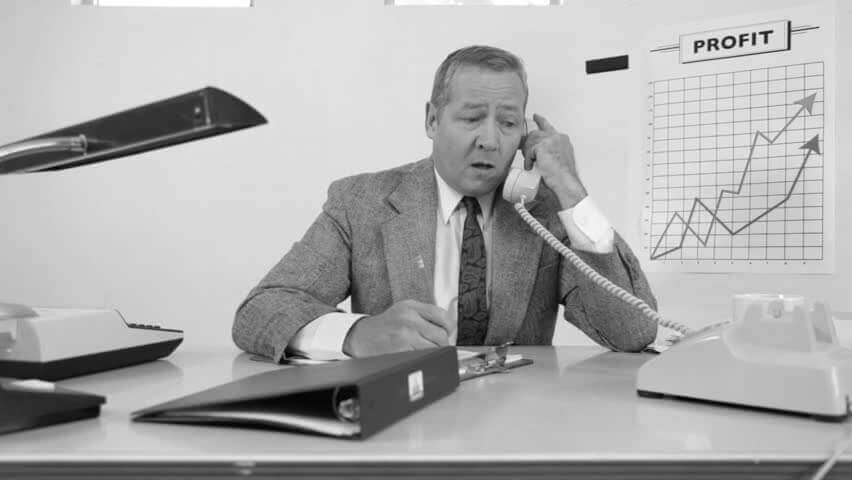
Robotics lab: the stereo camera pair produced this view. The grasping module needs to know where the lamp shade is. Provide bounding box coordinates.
[0,86,266,174]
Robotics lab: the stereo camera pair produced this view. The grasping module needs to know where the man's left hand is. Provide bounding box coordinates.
[521,113,588,209]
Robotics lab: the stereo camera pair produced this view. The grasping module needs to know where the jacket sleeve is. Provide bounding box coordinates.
[559,229,658,352]
[232,179,354,362]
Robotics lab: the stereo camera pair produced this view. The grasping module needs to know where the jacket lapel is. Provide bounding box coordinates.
[380,159,546,344]
[381,159,437,305]
[485,196,545,344]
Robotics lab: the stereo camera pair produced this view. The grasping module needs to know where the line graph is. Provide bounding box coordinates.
[651,97,819,259]
[644,63,825,264]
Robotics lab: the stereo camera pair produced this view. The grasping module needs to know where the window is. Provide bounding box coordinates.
[71,0,252,7]
[387,0,561,5]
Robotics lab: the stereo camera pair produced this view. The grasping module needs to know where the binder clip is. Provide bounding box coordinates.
[458,343,532,381]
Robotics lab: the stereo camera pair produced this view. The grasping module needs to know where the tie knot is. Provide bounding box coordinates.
[461,196,481,216]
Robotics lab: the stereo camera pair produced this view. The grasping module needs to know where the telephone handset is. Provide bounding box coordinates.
[502,166,541,205]
[503,122,543,205]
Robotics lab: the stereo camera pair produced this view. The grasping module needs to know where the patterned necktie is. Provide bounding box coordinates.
[456,196,489,345]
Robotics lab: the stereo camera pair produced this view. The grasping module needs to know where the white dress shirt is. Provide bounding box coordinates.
[286,169,615,359]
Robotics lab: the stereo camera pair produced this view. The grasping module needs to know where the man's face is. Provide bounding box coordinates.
[426,66,526,197]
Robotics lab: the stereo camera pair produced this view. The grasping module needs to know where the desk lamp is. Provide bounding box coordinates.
[0,87,266,383]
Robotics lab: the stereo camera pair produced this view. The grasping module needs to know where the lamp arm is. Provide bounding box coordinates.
[0,135,88,167]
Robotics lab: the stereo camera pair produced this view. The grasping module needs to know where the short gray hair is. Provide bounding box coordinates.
[430,45,528,114]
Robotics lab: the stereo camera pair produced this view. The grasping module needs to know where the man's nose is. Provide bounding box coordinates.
[475,120,499,151]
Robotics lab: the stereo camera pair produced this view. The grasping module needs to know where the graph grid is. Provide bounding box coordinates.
[645,62,825,262]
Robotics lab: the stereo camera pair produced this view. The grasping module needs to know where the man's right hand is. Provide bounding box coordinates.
[342,300,452,357]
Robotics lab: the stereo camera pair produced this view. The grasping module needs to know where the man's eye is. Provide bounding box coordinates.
[462,117,480,123]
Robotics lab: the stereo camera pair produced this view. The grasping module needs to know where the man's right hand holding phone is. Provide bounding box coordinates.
[521,113,588,210]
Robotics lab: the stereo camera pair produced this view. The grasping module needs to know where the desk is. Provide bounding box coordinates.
[0,347,850,478]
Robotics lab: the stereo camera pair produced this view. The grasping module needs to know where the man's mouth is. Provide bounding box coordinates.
[471,162,495,170]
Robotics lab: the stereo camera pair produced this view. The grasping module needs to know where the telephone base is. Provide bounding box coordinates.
[637,300,852,420]
[1,306,184,380]
[0,338,182,381]
[637,389,849,423]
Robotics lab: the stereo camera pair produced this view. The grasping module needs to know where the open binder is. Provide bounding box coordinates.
[132,347,458,439]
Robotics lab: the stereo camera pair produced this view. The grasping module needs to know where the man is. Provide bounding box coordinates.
[233,45,657,362]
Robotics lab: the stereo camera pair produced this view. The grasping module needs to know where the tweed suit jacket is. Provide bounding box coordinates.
[233,158,658,362]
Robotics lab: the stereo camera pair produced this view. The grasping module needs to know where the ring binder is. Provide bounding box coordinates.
[133,347,459,439]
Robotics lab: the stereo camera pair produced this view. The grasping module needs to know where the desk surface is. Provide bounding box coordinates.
[1,347,850,478]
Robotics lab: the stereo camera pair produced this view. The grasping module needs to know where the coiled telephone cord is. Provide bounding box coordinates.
[514,198,692,336]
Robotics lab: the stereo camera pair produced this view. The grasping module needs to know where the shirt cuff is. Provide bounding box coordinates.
[557,196,615,254]
[287,312,366,361]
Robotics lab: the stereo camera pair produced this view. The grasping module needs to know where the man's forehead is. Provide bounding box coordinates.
[446,67,526,109]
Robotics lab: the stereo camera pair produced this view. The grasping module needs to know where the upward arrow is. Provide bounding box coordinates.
[793,93,818,115]
[800,134,821,155]
[759,92,819,145]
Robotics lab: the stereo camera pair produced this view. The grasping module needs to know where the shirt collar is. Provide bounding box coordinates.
[434,167,495,225]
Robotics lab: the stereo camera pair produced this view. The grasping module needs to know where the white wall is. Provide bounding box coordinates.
[0,0,848,349]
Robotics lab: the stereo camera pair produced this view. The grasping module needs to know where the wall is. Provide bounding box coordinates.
[0,0,847,349]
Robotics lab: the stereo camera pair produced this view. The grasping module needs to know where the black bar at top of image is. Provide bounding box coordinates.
[585,55,629,74]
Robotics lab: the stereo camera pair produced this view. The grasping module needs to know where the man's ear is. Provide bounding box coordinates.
[425,102,438,140]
